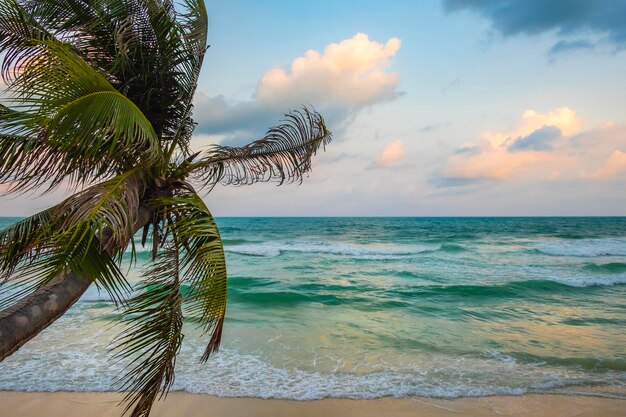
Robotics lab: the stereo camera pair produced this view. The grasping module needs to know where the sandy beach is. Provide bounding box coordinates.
[1,392,625,417]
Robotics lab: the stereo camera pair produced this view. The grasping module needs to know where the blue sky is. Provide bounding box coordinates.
[2,0,626,216]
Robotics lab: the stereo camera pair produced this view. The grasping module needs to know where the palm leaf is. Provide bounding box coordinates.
[113,243,184,417]
[24,0,206,155]
[0,39,161,191]
[191,107,331,189]
[0,220,131,310]
[0,206,55,281]
[112,186,226,417]
[0,170,146,308]
[165,0,208,158]
[55,168,147,255]
[154,189,228,360]
[0,0,53,83]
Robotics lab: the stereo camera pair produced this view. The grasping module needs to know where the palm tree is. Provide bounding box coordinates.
[0,1,331,415]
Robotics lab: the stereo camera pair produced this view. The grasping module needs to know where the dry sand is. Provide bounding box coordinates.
[1,391,625,417]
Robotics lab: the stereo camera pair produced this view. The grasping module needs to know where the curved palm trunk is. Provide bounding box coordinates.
[0,205,152,361]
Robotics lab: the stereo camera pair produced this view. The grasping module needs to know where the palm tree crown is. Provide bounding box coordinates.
[0,1,331,416]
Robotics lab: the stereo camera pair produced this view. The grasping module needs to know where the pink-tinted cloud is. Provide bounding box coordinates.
[481,107,582,149]
[374,140,407,168]
[582,150,626,180]
[442,149,555,180]
[256,33,401,107]
[438,108,626,185]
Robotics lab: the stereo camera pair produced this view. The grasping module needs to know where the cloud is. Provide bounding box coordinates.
[482,107,582,148]
[193,93,280,136]
[548,39,595,56]
[582,150,626,180]
[436,107,626,185]
[509,125,562,151]
[443,0,626,54]
[256,33,401,107]
[372,140,407,168]
[192,33,401,145]
[441,146,553,181]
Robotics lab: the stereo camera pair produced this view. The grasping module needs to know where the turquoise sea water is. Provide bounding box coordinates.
[1,217,625,399]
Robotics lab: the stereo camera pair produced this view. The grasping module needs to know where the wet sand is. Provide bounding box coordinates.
[1,391,625,417]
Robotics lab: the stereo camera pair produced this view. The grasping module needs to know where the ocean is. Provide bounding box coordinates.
[1,217,625,399]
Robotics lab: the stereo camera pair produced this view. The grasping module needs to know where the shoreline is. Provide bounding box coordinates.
[2,391,625,417]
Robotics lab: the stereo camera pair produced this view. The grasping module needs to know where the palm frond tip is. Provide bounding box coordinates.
[193,108,331,188]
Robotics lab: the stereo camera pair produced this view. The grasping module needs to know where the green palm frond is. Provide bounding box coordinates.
[0,170,146,308]
[0,206,55,280]
[0,0,52,82]
[155,189,228,360]
[21,0,208,156]
[112,186,226,416]
[191,108,331,189]
[56,169,146,255]
[165,0,208,157]
[113,243,184,417]
[0,219,131,310]
[0,39,161,191]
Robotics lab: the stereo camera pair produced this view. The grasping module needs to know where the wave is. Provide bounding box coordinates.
[124,243,154,254]
[534,238,626,257]
[127,238,469,259]
[391,277,626,300]
[222,238,250,245]
[73,272,626,309]
[583,262,626,274]
[230,290,345,306]
[2,345,624,400]
[224,240,444,258]
[226,275,626,309]
[553,233,586,239]
[485,351,626,372]
[439,243,467,253]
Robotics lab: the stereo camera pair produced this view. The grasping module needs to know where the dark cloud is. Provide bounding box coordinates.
[453,145,481,155]
[509,125,562,151]
[429,174,485,188]
[444,0,626,52]
[192,91,358,146]
[419,121,451,133]
[192,94,282,136]
[548,39,595,56]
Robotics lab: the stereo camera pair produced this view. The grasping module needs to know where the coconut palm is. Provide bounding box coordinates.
[0,0,331,415]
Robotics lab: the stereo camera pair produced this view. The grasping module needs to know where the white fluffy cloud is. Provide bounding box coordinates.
[437,108,626,184]
[256,33,401,107]
[192,33,401,144]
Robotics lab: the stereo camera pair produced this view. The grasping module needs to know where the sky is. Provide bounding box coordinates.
[2,0,626,216]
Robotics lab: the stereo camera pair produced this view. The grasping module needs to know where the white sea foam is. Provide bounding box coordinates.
[0,343,610,399]
[224,241,440,259]
[547,275,626,288]
[535,238,626,257]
